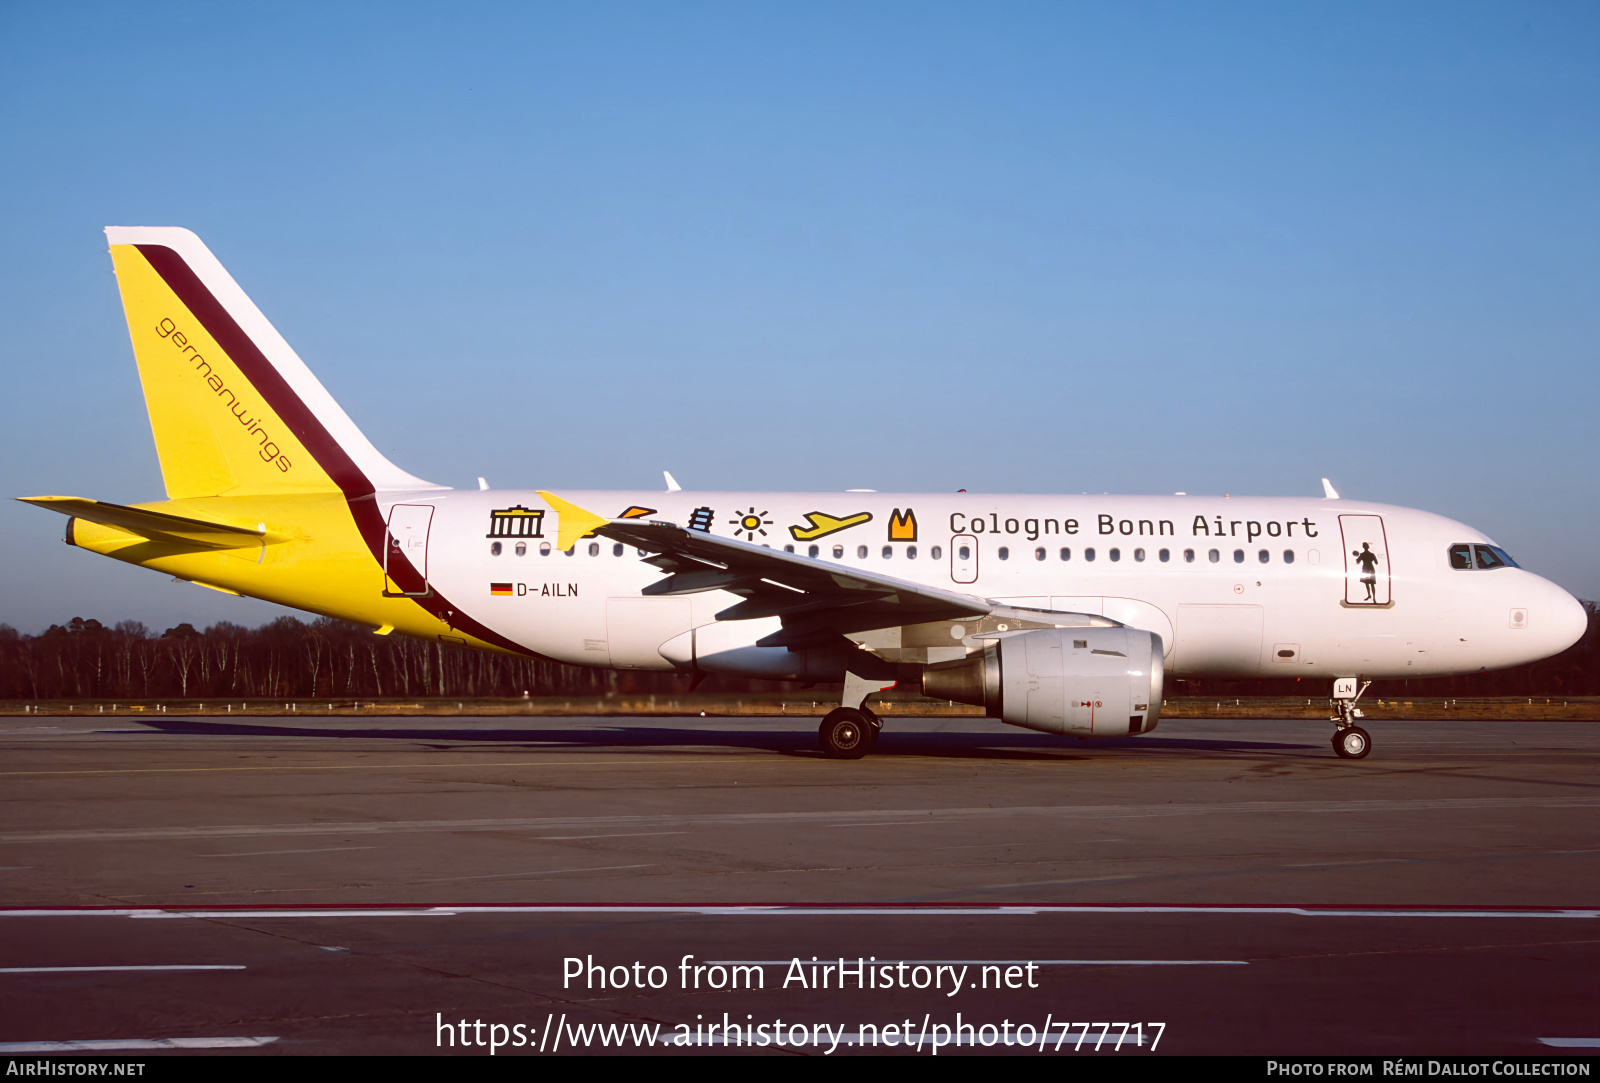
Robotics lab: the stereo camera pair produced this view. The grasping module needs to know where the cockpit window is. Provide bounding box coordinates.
[1474,544,1518,570]
[1452,542,1519,570]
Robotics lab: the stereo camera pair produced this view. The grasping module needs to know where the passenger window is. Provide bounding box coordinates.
[540,543,551,557]
[1208,549,1219,563]
[998,547,1010,560]
[1283,550,1295,564]
[882,546,893,559]
[930,546,942,560]
[1085,548,1096,562]
[564,547,575,557]
[514,542,526,557]
[490,541,502,556]
[783,544,794,553]
[1034,547,1046,561]
[1233,549,1245,563]
[613,543,624,557]
[833,545,844,559]
[588,542,600,557]
[1109,548,1121,562]
[808,544,819,558]
[957,545,970,561]
[1059,548,1071,561]
[1184,549,1195,563]
[1134,548,1146,562]
[857,545,868,559]
[1258,549,1269,563]
[907,546,917,560]
[1159,548,1170,562]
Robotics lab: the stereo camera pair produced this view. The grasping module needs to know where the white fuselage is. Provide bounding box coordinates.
[381,490,1587,681]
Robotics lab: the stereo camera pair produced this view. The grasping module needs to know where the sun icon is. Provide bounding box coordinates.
[729,507,772,540]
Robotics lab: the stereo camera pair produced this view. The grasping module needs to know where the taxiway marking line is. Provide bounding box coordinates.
[0,757,744,777]
[0,965,245,973]
[203,847,375,857]
[3,795,1595,845]
[1,905,1594,919]
[708,958,1247,966]
[0,1037,277,1052]
[533,832,686,840]
[406,863,656,883]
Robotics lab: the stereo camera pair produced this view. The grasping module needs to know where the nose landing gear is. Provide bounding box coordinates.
[1329,677,1373,759]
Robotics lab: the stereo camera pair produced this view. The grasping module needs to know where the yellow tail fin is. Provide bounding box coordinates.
[105,227,440,499]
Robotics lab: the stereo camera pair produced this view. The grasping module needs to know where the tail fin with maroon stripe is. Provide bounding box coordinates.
[105,227,444,500]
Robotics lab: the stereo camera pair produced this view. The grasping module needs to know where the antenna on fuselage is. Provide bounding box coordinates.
[1321,478,1340,499]
[664,471,682,492]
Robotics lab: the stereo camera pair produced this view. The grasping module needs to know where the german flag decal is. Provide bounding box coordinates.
[490,582,513,596]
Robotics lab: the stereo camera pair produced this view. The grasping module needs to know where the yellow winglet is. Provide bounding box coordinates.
[537,491,611,552]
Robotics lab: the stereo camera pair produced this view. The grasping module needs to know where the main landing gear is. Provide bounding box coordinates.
[818,706,879,759]
[1329,677,1373,759]
[818,672,892,759]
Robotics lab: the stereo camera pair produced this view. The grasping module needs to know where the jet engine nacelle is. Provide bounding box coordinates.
[922,627,1164,736]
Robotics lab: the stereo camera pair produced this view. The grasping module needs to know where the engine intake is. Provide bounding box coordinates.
[922,627,1164,736]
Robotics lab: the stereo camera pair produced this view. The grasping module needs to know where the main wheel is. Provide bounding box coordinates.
[819,708,871,759]
[1333,726,1371,759]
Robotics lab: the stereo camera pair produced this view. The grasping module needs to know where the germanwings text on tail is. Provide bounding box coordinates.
[19,228,1587,759]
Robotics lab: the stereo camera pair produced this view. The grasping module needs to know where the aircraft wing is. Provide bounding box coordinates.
[540,491,992,646]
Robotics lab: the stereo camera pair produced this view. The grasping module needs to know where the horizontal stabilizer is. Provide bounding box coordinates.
[18,496,265,550]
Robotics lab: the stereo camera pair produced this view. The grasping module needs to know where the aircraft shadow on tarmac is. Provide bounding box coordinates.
[127,717,1314,759]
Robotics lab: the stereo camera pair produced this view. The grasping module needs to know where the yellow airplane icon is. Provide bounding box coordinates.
[788,511,872,542]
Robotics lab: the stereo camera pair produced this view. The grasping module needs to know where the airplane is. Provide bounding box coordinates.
[18,228,1589,760]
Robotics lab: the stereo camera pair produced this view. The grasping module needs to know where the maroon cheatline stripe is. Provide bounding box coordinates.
[133,245,541,659]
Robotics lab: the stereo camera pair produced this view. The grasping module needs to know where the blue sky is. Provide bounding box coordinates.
[2,1,1596,633]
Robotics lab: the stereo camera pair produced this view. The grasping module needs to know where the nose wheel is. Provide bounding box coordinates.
[1332,725,1371,759]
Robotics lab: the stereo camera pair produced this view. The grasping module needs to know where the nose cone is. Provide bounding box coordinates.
[1538,579,1590,660]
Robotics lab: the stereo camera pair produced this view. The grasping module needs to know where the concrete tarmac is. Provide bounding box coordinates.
[0,714,1596,1055]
